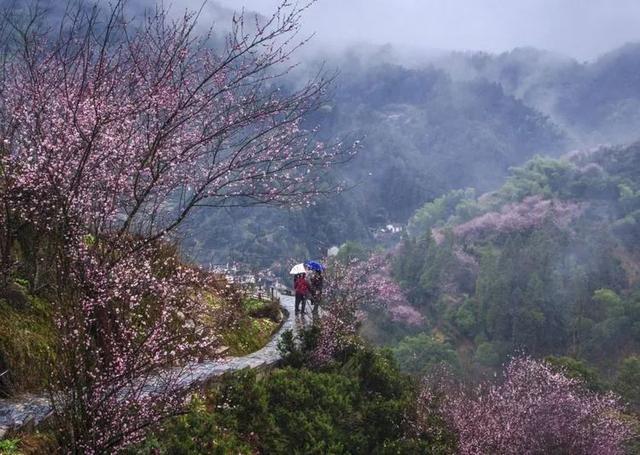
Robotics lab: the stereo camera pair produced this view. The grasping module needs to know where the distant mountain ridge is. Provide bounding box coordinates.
[188,41,640,270]
[430,43,640,146]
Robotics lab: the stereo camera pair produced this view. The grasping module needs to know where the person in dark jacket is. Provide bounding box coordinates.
[294,273,310,315]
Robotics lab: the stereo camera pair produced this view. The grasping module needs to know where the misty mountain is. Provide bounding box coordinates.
[187,55,567,267]
[434,44,640,146]
[187,41,640,271]
[311,62,567,220]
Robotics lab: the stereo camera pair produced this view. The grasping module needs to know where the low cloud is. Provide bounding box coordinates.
[215,0,640,61]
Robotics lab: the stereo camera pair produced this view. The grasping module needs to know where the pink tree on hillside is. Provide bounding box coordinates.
[0,1,348,452]
[418,357,634,455]
[1,1,345,247]
[441,195,586,243]
[315,254,420,363]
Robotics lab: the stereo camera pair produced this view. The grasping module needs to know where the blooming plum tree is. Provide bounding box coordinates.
[315,254,419,363]
[1,1,344,246]
[0,0,348,452]
[418,357,634,455]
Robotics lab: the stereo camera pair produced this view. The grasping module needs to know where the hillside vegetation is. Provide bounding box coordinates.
[389,144,640,392]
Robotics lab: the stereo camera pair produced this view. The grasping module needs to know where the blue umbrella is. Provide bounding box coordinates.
[305,260,325,272]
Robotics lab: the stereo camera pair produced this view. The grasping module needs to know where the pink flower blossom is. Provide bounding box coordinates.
[418,357,634,455]
[433,196,586,244]
[0,1,347,451]
[315,254,421,363]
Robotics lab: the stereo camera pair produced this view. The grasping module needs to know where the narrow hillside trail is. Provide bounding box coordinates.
[0,295,301,437]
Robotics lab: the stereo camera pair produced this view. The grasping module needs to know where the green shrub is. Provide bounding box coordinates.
[544,355,607,392]
[135,346,453,454]
[474,341,505,367]
[392,334,460,377]
[247,299,281,322]
[277,326,322,368]
[0,439,20,454]
[220,298,282,356]
[616,355,640,412]
[222,317,278,356]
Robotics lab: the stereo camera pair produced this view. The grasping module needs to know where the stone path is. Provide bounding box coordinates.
[0,294,304,437]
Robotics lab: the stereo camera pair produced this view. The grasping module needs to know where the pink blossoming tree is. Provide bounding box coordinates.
[418,357,634,455]
[315,254,420,363]
[0,1,348,451]
[432,195,586,244]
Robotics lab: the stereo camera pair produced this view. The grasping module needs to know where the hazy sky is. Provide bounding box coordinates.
[214,0,640,61]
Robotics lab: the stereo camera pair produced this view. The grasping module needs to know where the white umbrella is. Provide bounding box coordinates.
[289,263,306,275]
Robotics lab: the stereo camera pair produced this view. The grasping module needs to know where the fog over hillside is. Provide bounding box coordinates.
[71,0,636,273]
[215,0,640,61]
[186,33,640,269]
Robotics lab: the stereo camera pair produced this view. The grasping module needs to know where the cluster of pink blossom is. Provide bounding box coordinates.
[50,238,232,451]
[315,254,422,363]
[1,4,348,248]
[433,195,586,243]
[418,357,634,454]
[388,304,425,326]
[453,246,479,271]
